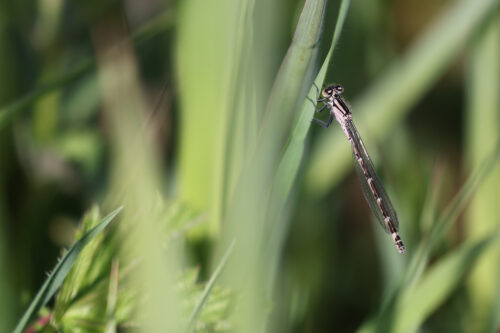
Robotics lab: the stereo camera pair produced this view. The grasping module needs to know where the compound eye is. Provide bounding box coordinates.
[322,86,334,97]
[334,85,344,93]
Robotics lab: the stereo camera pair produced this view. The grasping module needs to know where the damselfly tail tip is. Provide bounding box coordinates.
[392,232,406,254]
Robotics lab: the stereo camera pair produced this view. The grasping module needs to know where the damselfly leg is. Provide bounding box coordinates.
[313,114,334,128]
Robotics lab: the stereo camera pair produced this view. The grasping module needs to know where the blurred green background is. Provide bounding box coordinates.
[1,0,500,332]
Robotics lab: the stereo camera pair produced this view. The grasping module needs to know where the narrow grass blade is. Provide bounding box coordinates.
[431,144,500,247]
[405,141,500,288]
[419,163,444,234]
[0,60,91,131]
[0,10,174,131]
[53,205,110,318]
[393,231,500,333]
[358,231,500,333]
[364,143,500,333]
[104,260,120,333]
[12,207,123,333]
[305,0,500,195]
[187,240,235,332]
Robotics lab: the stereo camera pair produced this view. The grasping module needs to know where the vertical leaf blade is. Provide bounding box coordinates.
[464,11,500,332]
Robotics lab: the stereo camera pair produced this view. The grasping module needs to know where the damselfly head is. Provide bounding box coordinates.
[322,85,344,97]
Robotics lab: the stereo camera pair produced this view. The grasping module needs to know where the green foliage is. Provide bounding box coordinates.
[395,232,500,333]
[13,207,123,333]
[465,11,500,332]
[51,206,134,332]
[187,242,234,332]
[16,201,233,332]
[305,0,500,194]
[2,0,500,332]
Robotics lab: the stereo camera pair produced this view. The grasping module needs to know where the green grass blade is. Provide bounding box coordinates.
[404,142,500,288]
[0,10,173,131]
[176,0,259,237]
[52,205,109,320]
[266,0,351,271]
[12,206,122,333]
[358,231,500,333]
[363,143,500,333]
[429,146,500,248]
[221,0,328,242]
[0,60,91,131]
[272,0,351,208]
[305,0,500,195]
[464,12,500,332]
[259,0,326,147]
[220,1,327,330]
[393,232,500,333]
[419,165,444,235]
[104,260,120,333]
[187,240,235,332]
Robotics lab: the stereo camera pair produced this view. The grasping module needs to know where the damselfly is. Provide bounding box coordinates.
[313,84,406,254]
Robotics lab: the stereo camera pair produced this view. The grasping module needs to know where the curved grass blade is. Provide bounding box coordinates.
[104,259,120,333]
[268,0,351,281]
[359,231,500,333]
[305,0,500,195]
[359,142,500,333]
[258,0,326,148]
[405,141,500,288]
[393,231,500,333]
[268,0,351,220]
[12,206,123,333]
[265,0,351,281]
[220,0,328,330]
[187,240,235,332]
[221,0,329,244]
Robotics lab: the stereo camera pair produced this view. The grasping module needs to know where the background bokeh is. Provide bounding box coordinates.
[1,0,499,332]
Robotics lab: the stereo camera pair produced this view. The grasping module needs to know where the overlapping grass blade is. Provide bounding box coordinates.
[405,141,500,288]
[305,0,500,195]
[266,0,351,274]
[358,230,500,333]
[12,207,122,333]
[357,143,500,333]
[220,0,327,330]
[393,232,500,333]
